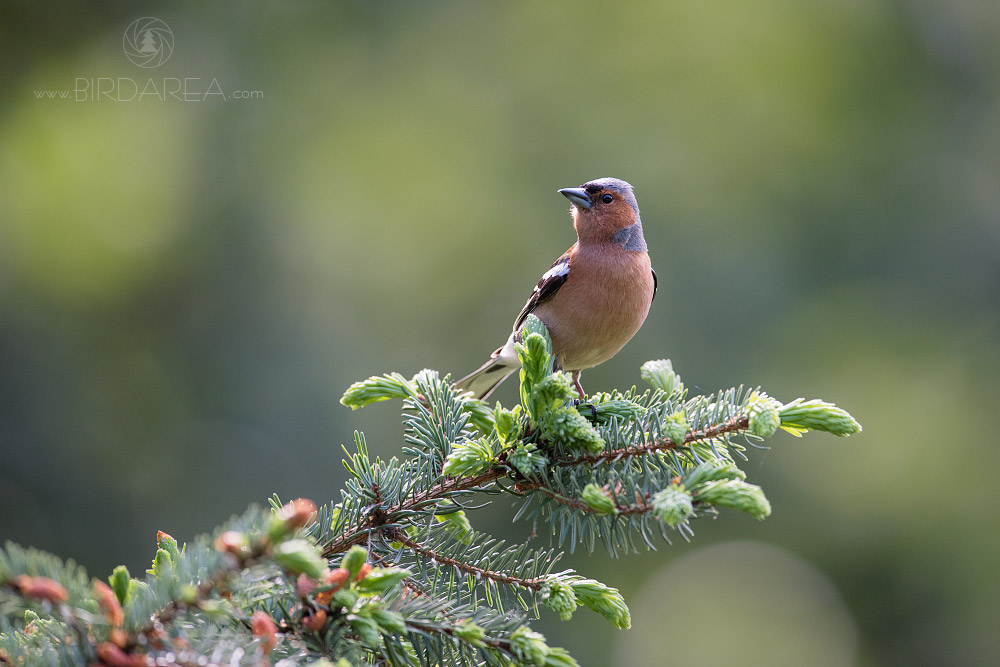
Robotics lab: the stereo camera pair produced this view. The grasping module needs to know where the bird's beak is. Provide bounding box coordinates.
[558,187,592,209]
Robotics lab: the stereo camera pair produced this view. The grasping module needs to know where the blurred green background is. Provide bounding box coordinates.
[2,1,998,665]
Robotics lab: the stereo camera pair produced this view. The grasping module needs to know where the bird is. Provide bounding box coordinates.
[455,177,656,400]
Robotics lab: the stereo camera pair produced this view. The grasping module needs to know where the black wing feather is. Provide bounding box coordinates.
[651,268,657,301]
[513,250,572,331]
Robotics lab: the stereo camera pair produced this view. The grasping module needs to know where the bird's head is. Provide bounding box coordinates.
[558,177,644,249]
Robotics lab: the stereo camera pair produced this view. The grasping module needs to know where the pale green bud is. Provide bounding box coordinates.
[747,392,783,437]
[180,584,199,605]
[508,442,548,477]
[127,579,149,604]
[148,548,172,578]
[518,333,553,389]
[684,460,745,488]
[463,397,496,437]
[651,486,694,528]
[274,539,326,579]
[519,333,550,373]
[108,565,131,605]
[199,599,234,619]
[576,396,645,424]
[541,579,578,621]
[355,567,411,594]
[452,619,486,646]
[494,404,522,444]
[442,438,495,477]
[536,406,605,454]
[517,316,556,416]
[268,498,318,544]
[435,501,473,542]
[544,647,581,667]
[371,609,406,634]
[331,587,359,609]
[569,578,631,629]
[533,372,576,410]
[340,372,415,410]
[779,398,862,436]
[410,368,440,387]
[640,359,684,395]
[351,615,381,648]
[520,315,554,361]
[510,626,549,667]
[340,545,368,579]
[156,531,181,562]
[661,411,688,446]
[580,483,617,515]
[696,479,771,519]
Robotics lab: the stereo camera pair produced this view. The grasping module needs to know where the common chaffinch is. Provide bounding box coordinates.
[456,177,656,399]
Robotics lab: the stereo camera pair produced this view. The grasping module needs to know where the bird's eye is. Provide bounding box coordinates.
[601,194,614,204]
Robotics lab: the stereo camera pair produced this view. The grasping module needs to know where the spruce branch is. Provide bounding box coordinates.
[2,317,860,666]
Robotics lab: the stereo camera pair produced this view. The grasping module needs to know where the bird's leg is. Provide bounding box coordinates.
[571,370,586,400]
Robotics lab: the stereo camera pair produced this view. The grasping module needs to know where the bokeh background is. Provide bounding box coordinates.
[2,2,998,665]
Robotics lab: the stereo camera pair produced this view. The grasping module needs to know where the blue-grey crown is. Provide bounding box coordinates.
[582,177,641,221]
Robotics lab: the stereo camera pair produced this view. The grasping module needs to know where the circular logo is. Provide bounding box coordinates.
[123,17,174,68]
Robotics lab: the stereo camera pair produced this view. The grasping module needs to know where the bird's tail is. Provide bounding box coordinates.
[454,353,520,400]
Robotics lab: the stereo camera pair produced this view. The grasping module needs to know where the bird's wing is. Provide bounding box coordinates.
[651,268,658,301]
[513,247,573,331]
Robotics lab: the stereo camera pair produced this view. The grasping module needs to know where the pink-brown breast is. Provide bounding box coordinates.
[532,243,655,371]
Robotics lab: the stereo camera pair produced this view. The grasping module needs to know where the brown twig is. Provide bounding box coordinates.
[522,483,655,516]
[395,536,544,592]
[322,469,509,557]
[323,415,750,556]
[403,618,512,653]
[554,415,750,466]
